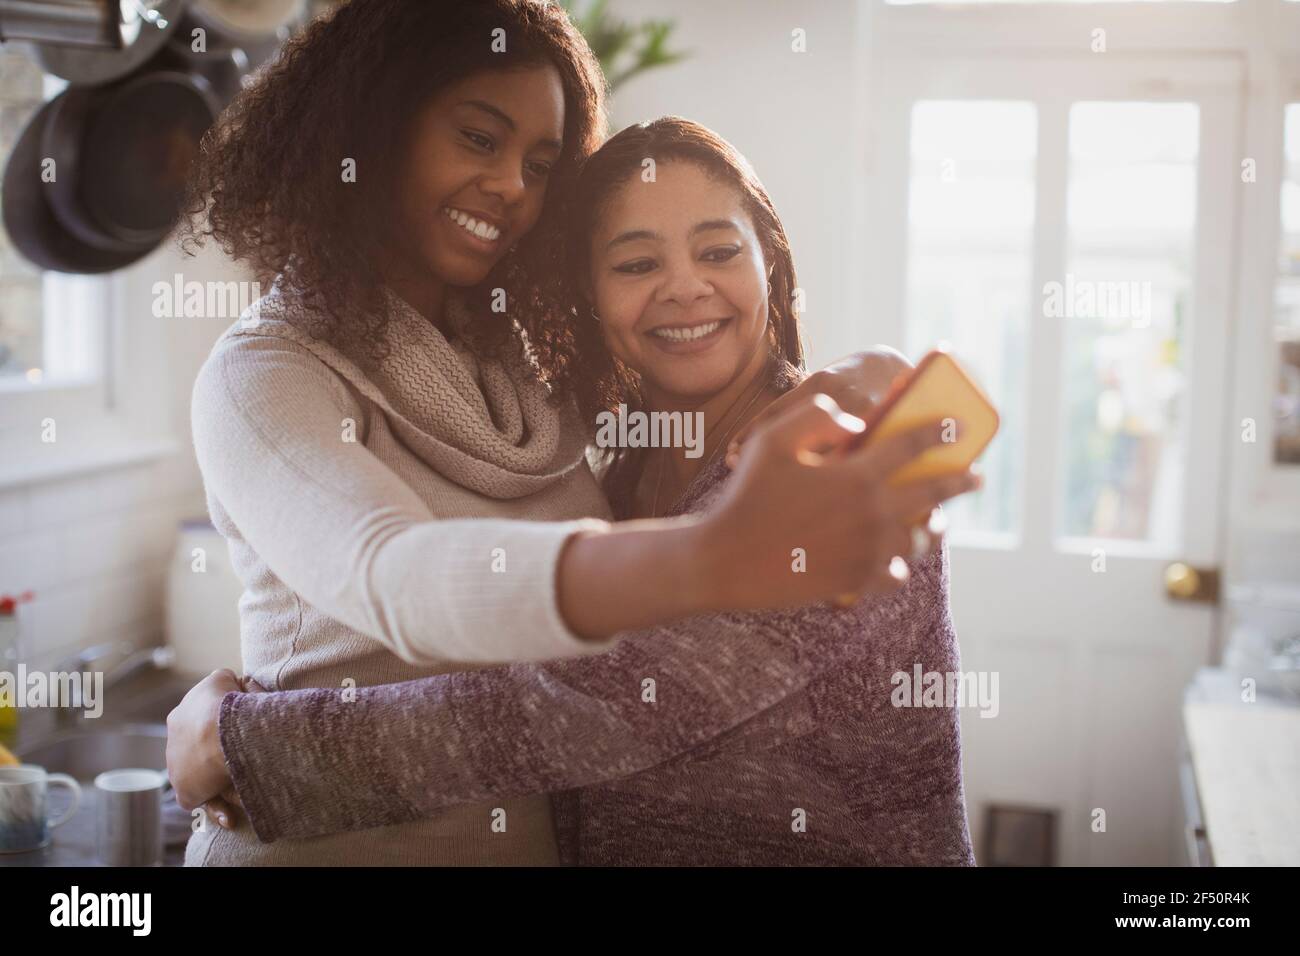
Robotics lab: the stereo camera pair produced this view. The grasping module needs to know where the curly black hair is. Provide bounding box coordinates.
[181,0,607,382]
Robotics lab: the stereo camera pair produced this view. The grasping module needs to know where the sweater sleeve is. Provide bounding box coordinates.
[220,547,954,843]
[191,333,614,665]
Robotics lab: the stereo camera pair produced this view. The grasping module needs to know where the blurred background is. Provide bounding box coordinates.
[0,0,1297,867]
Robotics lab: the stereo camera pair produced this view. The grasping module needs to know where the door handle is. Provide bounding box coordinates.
[1164,563,1221,604]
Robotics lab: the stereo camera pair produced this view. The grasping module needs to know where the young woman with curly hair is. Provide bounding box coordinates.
[174,0,981,865]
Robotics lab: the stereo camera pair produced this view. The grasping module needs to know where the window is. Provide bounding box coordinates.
[1058,102,1198,545]
[904,100,1036,540]
[876,0,1299,549]
[0,48,107,391]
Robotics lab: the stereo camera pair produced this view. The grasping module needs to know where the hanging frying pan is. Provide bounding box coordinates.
[1,94,138,272]
[3,69,218,272]
[38,83,140,252]
[49,69,217,247]
[32,0,187,85]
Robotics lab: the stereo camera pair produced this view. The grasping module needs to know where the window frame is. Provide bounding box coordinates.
[0,268,177,488]
[1234,54,1300,526]
[859,0,1286,549]
[0,61,179,488]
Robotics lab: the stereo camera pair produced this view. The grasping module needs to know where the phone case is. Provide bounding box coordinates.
[856,348,1000,487]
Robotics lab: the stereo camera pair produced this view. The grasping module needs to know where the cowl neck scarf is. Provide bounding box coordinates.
[225,278,591,500]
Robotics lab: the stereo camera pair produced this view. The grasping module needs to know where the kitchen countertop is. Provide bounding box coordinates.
[1183,667,1300,866]
[1,667,201,868]
[0,786,190,868]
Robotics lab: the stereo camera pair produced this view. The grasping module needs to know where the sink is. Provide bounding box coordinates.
[101,673,204,725]
[19,724,167,779]
[6,723,189,868]
[2,671,205,868]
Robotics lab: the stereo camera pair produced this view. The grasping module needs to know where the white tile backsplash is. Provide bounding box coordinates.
[57,503,176,583]
[25,462,163,529]
[0,470,205,666]
[18,556,170,666]
[0,485,25,537]
[0,527,59,592]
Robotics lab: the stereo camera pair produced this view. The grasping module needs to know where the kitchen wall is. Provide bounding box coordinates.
[0,239,248,672]
[605,0,870,369]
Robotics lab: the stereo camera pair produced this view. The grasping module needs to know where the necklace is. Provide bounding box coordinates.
[649,371,770,518]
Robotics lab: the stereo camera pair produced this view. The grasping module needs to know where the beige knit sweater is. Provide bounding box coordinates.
[185,280,614,866]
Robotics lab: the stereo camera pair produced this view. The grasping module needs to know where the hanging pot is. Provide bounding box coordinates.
[31,0,187,85]
[0,0,129,49]
[158,11,256,108]
[155,43,247,108]
[161,1,305,106]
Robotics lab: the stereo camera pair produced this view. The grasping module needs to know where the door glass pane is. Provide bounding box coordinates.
[1275,104,1300,465]
[905,100,1036,542]
[1058,102,1199,546]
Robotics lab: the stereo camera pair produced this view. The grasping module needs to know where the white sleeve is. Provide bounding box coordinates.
[190,334,615,665]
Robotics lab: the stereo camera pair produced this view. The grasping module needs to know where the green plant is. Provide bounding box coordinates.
[561,0,687,91]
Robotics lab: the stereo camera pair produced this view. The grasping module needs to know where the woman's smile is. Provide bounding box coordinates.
[441,205,505,253]
[645,316,733,355]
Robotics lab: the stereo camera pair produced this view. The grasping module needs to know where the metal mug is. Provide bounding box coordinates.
[0,765,81,853]
[94,768,166,867]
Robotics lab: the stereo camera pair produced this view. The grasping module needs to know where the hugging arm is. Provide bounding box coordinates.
[220,549,952,844]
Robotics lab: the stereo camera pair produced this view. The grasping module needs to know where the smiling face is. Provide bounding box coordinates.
[392,64,565,289]
[588,160,772,404]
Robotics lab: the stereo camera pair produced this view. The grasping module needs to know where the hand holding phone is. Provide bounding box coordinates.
[853,347,1000,487]
[830,348,998,608]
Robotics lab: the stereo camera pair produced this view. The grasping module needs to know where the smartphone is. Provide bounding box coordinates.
[852,347,1000,488]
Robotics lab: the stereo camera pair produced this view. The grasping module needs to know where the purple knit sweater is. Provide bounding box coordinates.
[218,455,976,865]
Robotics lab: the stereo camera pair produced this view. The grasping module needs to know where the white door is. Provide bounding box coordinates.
[863,55,1243,865]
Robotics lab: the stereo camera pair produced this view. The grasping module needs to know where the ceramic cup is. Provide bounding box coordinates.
[95,768,166,866]
[0,764,81,853]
